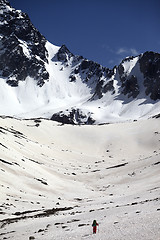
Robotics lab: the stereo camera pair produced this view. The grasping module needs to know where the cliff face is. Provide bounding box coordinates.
[139,52,160,100]
[0,0,49,86]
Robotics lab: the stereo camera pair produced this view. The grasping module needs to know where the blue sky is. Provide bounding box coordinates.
[9,0,160,68]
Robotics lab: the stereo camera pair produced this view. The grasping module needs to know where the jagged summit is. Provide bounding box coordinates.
[0,0,160,124]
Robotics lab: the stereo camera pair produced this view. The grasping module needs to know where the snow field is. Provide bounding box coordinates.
[0,117,160,239]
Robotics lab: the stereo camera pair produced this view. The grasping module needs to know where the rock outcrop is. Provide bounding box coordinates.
[0,0,49,86]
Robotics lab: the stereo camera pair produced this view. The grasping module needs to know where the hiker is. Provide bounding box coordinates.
[92,219,99,234]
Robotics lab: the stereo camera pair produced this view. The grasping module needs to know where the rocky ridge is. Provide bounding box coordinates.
[0,0,49,86]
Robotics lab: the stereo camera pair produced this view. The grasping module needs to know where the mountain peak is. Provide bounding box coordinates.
[54,44,74,62]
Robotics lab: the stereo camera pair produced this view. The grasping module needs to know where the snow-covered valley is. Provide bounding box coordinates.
[0,116,160,239]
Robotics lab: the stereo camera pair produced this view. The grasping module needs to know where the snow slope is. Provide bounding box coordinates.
[0,41,93,120]
[0,117,160,239]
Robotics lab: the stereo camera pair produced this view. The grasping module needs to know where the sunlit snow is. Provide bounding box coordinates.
[0,117,159,239]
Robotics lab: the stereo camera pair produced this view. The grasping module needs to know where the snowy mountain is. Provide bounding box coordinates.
[0,0,160,124]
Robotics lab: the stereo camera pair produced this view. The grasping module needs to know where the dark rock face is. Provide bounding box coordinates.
[72,59,115,99]
[139,51,160,100]
[0,0,49,86]
[54,45,73,63]
[103,80,115,94]
[118,60,140,98]
[51,109,95,125]
[121,74,139,98]
[117,52,160,100]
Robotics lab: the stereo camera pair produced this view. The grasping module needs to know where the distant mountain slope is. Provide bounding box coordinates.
[0,0,160,124]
